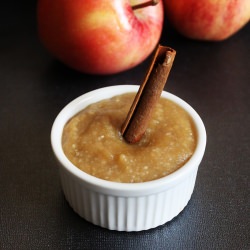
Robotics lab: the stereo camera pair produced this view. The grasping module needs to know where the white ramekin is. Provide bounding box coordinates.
[51,85,206,231]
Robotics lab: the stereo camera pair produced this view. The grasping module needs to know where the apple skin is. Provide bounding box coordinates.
[37,0,164,74]
[164,0,250,41]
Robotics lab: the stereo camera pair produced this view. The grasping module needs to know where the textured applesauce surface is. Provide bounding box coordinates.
[62,93,196,183]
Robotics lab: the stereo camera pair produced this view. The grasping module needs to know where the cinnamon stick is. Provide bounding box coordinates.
[121,45,176,144]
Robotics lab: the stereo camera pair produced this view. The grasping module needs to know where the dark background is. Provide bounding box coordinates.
[0,1,249,249]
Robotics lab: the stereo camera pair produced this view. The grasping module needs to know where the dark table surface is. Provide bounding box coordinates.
[1,1,249,249]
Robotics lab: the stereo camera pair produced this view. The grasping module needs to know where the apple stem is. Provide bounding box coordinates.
[131,0,159,11]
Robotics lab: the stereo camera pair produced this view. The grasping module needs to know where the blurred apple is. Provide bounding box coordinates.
[37,0,164,74]
[164,0,250,41]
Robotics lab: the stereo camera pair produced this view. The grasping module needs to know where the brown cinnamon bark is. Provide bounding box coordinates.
[121,45,176,144]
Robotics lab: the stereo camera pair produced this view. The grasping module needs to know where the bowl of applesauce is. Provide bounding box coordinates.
[51,85,206,231]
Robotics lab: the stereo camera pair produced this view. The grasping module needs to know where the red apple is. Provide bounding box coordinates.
[37,0,164,74]
[164,0,250,41]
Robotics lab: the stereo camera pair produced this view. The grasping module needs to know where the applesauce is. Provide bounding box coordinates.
[62,93,196,183]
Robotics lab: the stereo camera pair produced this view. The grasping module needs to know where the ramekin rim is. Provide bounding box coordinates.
[51,85,206,195]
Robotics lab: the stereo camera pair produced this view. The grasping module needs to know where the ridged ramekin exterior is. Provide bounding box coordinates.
[51,85,206,232]
[59,166,197,231]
